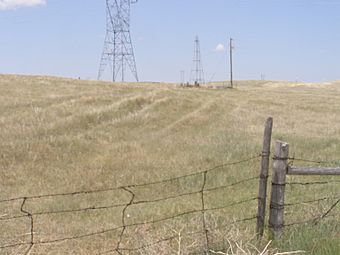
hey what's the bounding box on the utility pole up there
[180,70,185,85]
[98,0,139,82]
[229,37,234,88]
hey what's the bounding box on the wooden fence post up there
[269,141,289,239]
[256,117,273,237]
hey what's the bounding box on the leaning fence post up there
[256,117,273,237]
[269,141,289,239]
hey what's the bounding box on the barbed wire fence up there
[268,140,340,238]
[0,155,262,254]
[282,156,340,228]
[2,117,340,254]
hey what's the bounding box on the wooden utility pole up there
[180,70,185,85]
[230,38,234,88]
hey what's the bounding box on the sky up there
[0,0,339,82]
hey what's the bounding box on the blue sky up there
[0,0,339,82]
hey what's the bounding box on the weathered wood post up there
[269,141,289,239]
[256,117,273,237]
[288,166,340,175]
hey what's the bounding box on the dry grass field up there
[0,74,339,254]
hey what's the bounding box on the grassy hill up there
[0,75,339,254]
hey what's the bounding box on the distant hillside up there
[0,74,339,254]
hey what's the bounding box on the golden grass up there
[0,74,339,254]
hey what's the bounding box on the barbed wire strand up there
[284,198,340,227]
[0,198,258,249]
[0,175,260,223]
[131,175,259,206]
[1,151,339,253]
[116,198,259,235]
[0,155,260,204]
[0,154,266,253]
[112,215,257,255]
[125,155,261,189]
[204,176,259,193]
[5,193,336,251]
[290,157,340,165]
[101,215,258,255]
[0,214,27,222]
[213,216,258,232]
[284,213,336,228]
[320,198,340,220]
[287,180,340,186]
[37,227,123,245]
[187,216,258,255]
[0,242,31,250]
[0,196,258,249]
[206,198,258,213]
[285,194,340,207]
[132,190,201,205]
[113,230,205,254]
[21,198,257,248]
[0,187,122,204]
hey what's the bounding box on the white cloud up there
[0,0,46,10]
[214,43,225,52]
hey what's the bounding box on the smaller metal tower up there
[190,36,205,86]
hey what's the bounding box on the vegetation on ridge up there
[0,75,339,254]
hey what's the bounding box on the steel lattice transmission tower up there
[98,0,139,82]
[190,35,205,86]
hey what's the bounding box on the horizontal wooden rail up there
[288,166,340,176]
